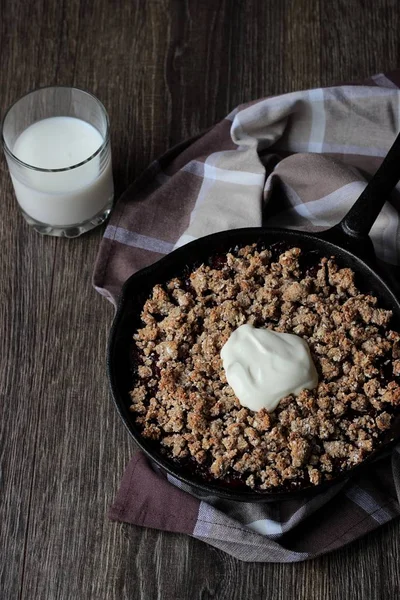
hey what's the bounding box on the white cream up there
[221,324,318,412]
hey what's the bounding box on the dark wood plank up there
[1,0,400,599]
[0,182,56,599]
[0,1,58,597]
[17,230,124,599]
[320,0,399,85]
[283,0,321,91]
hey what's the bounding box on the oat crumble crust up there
[129,245,400,491]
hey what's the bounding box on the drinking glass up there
[1,86,114,237]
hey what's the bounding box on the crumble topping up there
[129,244,400,491]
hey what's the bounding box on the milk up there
[10,116,113,226]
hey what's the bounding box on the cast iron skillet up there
[108,132,400,502]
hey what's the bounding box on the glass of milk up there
[1,86,114,237]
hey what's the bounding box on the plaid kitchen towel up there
[94,69,400,562]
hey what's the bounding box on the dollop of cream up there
[221,324,318,412]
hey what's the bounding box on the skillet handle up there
[338,130,400,238]
[317,130,400,262]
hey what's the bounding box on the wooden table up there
[1,1,400,598]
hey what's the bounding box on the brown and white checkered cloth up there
[94,70,400,562]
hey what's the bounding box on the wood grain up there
[1,0,400,598]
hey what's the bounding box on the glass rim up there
[1,85,110,173]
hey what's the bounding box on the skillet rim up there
[107,226,400,502]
